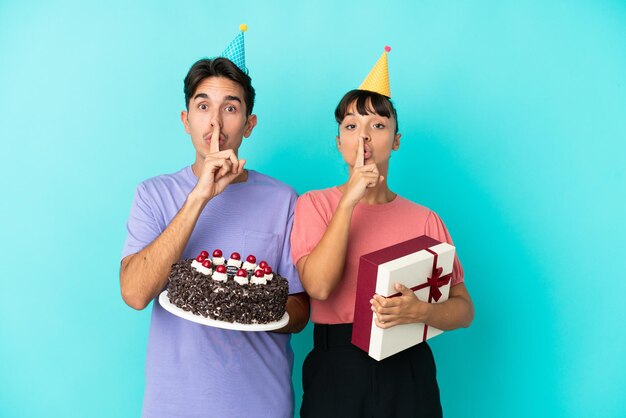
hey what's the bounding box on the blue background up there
[1,1,625,417]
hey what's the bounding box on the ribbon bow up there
[385,247,453,342]
[427,266,449,302]
[388,252,451,302]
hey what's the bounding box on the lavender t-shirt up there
[122,167,304,418]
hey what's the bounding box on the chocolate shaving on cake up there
[167,259,289,324]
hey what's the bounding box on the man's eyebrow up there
[192,93,242,103]
[224,95,242,103]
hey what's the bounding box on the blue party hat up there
[221,24,248,73]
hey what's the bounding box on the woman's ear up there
[336,135,342,148]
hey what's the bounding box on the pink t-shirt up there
[291,187,464,325]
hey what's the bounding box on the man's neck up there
[233,169,249,184]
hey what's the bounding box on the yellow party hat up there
[359,46,391,97]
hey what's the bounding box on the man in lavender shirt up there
[120,57,310,417]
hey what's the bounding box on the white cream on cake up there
[234,269,249,285]
[243,255,257,271]
[191,258,212,276]
[234,275,249,285]
[251,276,267,285]
[196,264,212,276]
[212,268,227,282]
[242,261,256,270]
[227,259,242,268]
[211,249,225,266]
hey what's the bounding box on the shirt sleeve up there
[425,211,465,285]
[278,192,305,295]
[121,182,162,260]
[290,192,330,266]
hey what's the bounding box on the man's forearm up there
[274,293,310,334]
[120,193,207,310]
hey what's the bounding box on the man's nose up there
[208,114,222,129]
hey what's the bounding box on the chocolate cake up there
[166,250,289,324]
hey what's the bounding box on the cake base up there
[159,291,290,331]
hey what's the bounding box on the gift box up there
[352,235,455,361]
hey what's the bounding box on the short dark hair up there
[183,57,256,116]
[334,89,399,134]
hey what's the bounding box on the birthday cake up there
[166,249,289,324]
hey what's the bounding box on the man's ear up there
[392,133,401,151]
[243,114,258,138]
[181,110,191,134]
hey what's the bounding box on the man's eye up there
[198,104,208,111]
[225,105,236,112]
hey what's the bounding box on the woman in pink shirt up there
[291,89,474,417]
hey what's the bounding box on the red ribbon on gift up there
[387,247,452,341]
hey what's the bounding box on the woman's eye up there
[345,124,356,130]
[374,123,385,129]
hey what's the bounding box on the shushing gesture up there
[192,120,246,202]
[341,137,384,207]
